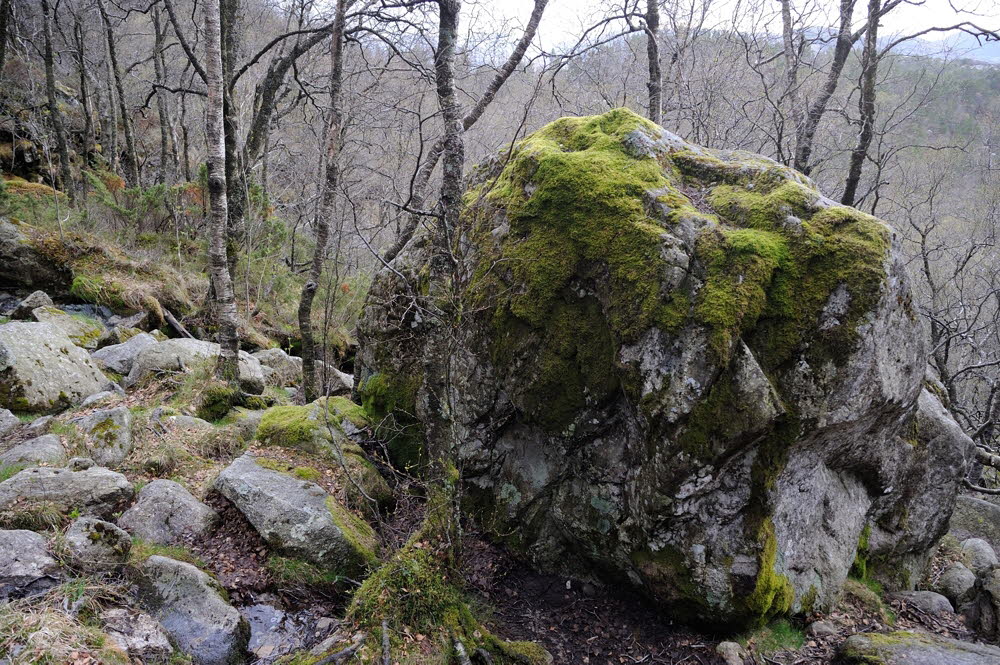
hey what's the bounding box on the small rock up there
[0,407,18,438]
[65,517,132,573]
[127,338,265,394]
[138,555,249,665]
[887,590,954,614]
[10,290,52,319]
[0,465,132,519]
[26,415,53,432]
[715,641,745,665]
[839,630,1000,664]
[100,608,173,664]
[938,562,976,605]
[118,479,219,546]
[806,620,838,637]
[80,391,117,408]
[68,406,133,467]
[0,529,60,599]
[91,332,158,375]
[962,538,999,574]
[0,434,66,467]
[67,456,95,470]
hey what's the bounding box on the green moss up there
[266,555,343,586]
[851,524,873,580]
[742,519,794,625]
[128,538,208,570]
[256,405,318,449]
[738,618,805,654]
[293,466,322,482]
[194,382,240,422]
[323,396,370,429]
[325,495,379,570]
[358,373,425,470]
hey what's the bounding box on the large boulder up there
[0,529,60,599]
[11,290,52,319]
[839,631,1000,665]
[138,555,249,665]
[118,479,219,545]
[0,433,66,467]
[126,338,266,394]
[31,306,107,350]
[0,322,110,413]
[0,219,72,291]
[213,454,378,576]
[0,465,133,519]
[356,109,972,627]
[91,331,158,375]
[67,406,133,467]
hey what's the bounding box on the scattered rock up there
[887,590,954,615]
[715,641,745,665]
[80,390,117,408]
[10,290,51,319]
[67,456,94,470]
[31,305,107,350]
[0,219,73,291]
[91,332,158,375]
[138,555,249,665]
[165,415,215,432]
[806,620,838,637]
[100,608,173,664]
[938,562,977,605]
[253,348,301,388]
[65,516,131,573]
[0,407,18,438]
[68,406,133,467]
[242,604,337,663]
[127,338,266,394]
[0,465,133,519]
[26,415,53,433]
[962,538,999,574]
[213,454,378,576]
[0,529,60,599]
[839,630,1000,664]
[0,434,66,466]
[951,496,1000,551]
[964,567,1000,640]
[118,479,219,546]
[0,321,110,413]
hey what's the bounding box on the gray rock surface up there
[357,110,972,626]
[963,538,999,575]
[100,608,173,664]
[963,567,1000,640]
[0,465,133,519]
[951,496,1000,550]
[31,306,107,350]
[886,590,954,614]
[11,290,52,319]
[138,555,249,665]
[0,407,18,438]
[0,529,60,599]
[68,406,133,467]
[80,391,117,408]
[0,322,110,413]
[839,631,1000,664]
[118,479,219,545]
[127,338,265,394]
[253,348,301,387]
[213,454,377,576]
[0,219,72,291]
[938,562,977,605]
[165,415,215,432]
[715,641,745,665]
[65,517,131,572]
[807,620,838,637]
[0,434,66,466]
[91,332,158,374]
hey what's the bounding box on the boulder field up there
[357,108,974,627]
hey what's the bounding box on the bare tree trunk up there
[645,0,661,125]
[841,0,881,206]
[381,0,547,264]
[780,0,800,163]
[40,0,75,203]
[97,0,139,187]
[204,0,240,383]
[434,0,464,273]
[152,6,174,186]
[299,1,348,402]
[792,0,857,174]
[181,92,192,181]
[73,15,94,173]
[104,53,119,174]
[221,0,245,281]
[0,0,11,87]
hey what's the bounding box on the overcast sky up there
[484,0,1000,52]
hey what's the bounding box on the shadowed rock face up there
[356,108,972,628]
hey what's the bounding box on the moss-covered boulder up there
[357,109,972,628]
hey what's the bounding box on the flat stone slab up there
[0,465,133,519]
[839,631,1000,665]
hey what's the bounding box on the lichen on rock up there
[357,109,965,628]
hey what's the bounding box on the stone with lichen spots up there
[31,305,107,350]
[356,108,968,628]
[65,516,131,573]
[118,479,219,546]
[68,406,133,467]
[0,465,133,519]
[0,321,110,413]
[0,433,66,466]
[126,338,265,394]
